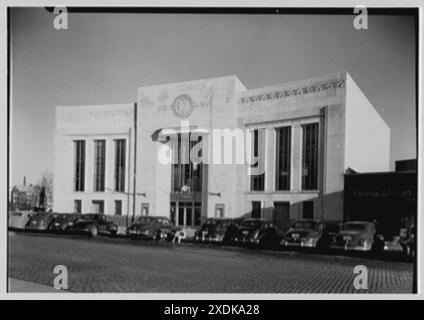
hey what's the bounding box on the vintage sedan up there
[331,221,384,252]
[26,212,58,232]
[8,211,33,231]
[68,214,118,237]
[233,218,280,247]
[194,218,236,243]
[281,219,332,248]
[127,216,180,241]
[48,213,81,233]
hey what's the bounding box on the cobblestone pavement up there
[8,232,414,293]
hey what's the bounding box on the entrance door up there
[170,201,202,227]
[273,202,290,231]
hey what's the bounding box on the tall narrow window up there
[93,140,106,192]
[215,204,225,218]
[275,126,291,190]
[74,140,85,191]
[74,200,82,213]
[141,203,149,216]
[171,134,203,193]
[92,200,104,214]
[251,201,261,218]
[114,139,126,192]
[302,123,319,190]
[302,201,314,219]
[115,200,122,216]
[250,129,265,191]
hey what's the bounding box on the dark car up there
[233,218,280,247]
[48,213,81,233]
[331,221,384,252]
[68,214,118,237]
[194,218,237,243]
[401,224,416,257]
[281,219,332,249]
[127,216,180,241]
[26,212,58,232]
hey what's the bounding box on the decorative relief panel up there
[238,79,345,104]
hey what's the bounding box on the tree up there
[38,171,53,210]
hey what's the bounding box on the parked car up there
[194,218,236,243]
[8,211,34,231]
[68,214,118,237]
[280,219,332,249]
[48,213,81,233]
[401,224,416,257]
[26,212,58,232]
[232,218,280,247]
[127,216,180,241]
[331,221,384,252]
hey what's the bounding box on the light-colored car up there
[26,212,58,232]
[8,211,33,230]
[331,221,384,252]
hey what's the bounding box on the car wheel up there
[90,226,98,237]
[155,231,163,241]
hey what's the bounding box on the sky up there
[10,8,417,186]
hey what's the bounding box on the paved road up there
[8,232,414,293]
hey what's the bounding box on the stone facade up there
[53,72,390,226]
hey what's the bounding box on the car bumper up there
[127,231,154,239]
[330,244,371,251]
[26,226,49,231]
[281,240,317,248]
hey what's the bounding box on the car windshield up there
[81,214,101,221]
[12,212,23,217]
[55,215,73,221]
[240,220,263,228]
[343,223,369,231]
[157,218,170,226]
[137,217,154,224]
[203,219,220,226]
[292,221,317,229]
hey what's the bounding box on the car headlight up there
[304,238,319,245]
[359,239,370,246]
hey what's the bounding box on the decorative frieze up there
[238,79,345,104]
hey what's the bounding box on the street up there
[8,232,414,293]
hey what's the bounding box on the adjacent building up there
[53,72,390,229]
[344,159,417,237]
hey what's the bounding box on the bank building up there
[53,72,390,229]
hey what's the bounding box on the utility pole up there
[132,102,138,223]
[126,127,131,227]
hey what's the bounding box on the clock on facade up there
[172,94,194,118]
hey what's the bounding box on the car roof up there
[344,221,373,225]
[242,218,271,222]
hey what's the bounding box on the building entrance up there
[169,133,205,227]
[170,201,202,227]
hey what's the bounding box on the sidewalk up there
[8,278,66,293]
